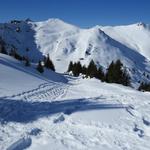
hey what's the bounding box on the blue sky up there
[0,0,149,28]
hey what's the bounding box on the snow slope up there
[100,22,150,60]
[0,53,150,149]
[0,19,150,85]
[0,21,42,62]
[0,53,67,101]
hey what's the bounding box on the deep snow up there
[0,54,150,150]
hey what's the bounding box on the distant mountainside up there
[100,22,150,60]
[0,19,150,86]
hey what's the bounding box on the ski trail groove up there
[1,82,69,102]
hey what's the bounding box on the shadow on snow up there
[0,98,126,123]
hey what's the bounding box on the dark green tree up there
[37,61,44,73]
[72,61,82,77]
[105,61,115,83]
[67,61,74,72]
[44,55,55,71]
[86,60,97,78]
[138,82,150,92]
[95,67,105,81]
[106,60,130,86]
[81,65,87,75]
[25,57,30,66]
[0,38,7,54]
[9,49,22,61]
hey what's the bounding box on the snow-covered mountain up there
[100,22,150,60]
[1,19,150,150]
[0,19,150,85]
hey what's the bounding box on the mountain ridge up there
[0,18,150,86]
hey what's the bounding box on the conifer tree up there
[138,82,150,91]
[72,61,82,76]
[9,49,22,61]
[106,60,130,86]
[0,44,7,54]
[44,55,55,71]
[71,62,77,76]
[25,57,30,66]
[67,61,74,72]
[138,82,144,91]
[76,61,82,75]
[114,59,124,83]
[95,67,105,81]
[105,61,115,83]
[86,60,97,78]
[82,65,87,75]
[37,61,44,73]
[0,38,7,54]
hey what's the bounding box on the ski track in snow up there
[0,56,69,102]
[0,81,70,150]
[2,82,69,102]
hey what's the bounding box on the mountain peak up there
[46,18,65,23]
[41,18,80,30]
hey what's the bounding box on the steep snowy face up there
[100,23,150,60]
[0,20,42,62]
[33,19,80,58]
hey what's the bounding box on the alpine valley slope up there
[0,19,150,86]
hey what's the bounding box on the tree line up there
[67,59,131,86]
[36,55,55,73]
[138,82,150,92]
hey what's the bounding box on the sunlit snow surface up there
[0,54,150,150]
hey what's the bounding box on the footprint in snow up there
[133,124,144,138]
[53,114,65,123]
[142,117,150,126]
[28,128,42,136]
